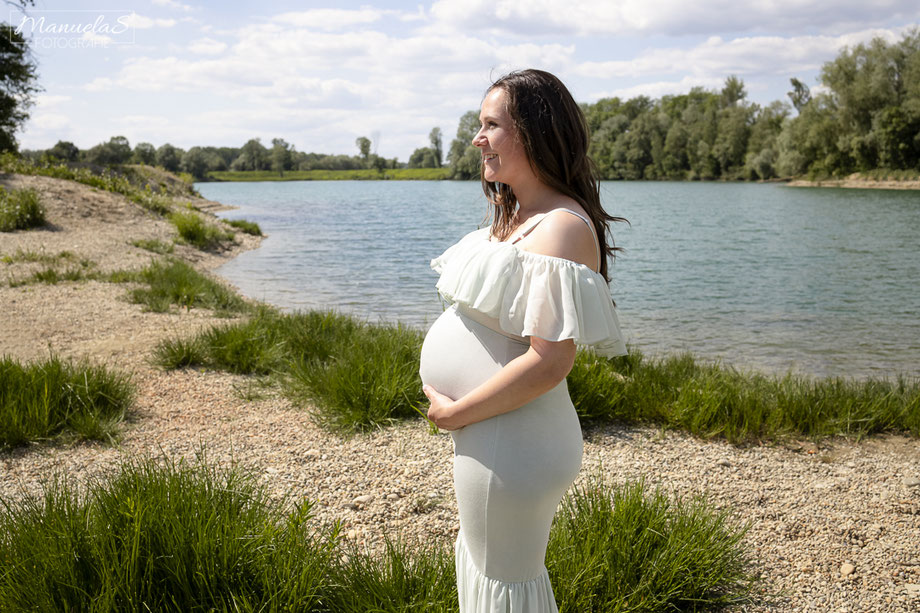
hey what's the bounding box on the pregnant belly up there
[419,305,526,402]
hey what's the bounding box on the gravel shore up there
[1,172,918,611]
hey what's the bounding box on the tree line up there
[446,29,920,181]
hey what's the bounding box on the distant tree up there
[355,136,371,165]
[85,135,132,166]
[787,78,812,113]
[0,21,39,152]
[271,137,292,177]
[232,138,268,171]
[429,127,443,167]
[133,142,156,165]
[720,76,746,108]
[181,146,209,179]
[47,140,79,162]
[408,146,437,168]
[156,143,182,172]
[447,110,482,179]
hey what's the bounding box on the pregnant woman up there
[419,69,628,612]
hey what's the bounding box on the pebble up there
[904,477,920,488]
[353,494,373,505]
[840,563,856,577]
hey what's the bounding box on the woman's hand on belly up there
[423,336,576,430]
[423,385,464,431]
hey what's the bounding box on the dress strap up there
[511,208,601,271]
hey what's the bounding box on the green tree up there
[447,111,482,179]
[787,78,811,113]
[0,19,39,152]
[156,143,182,172]
[408,147,437,168]
[47,140,79,162]
[232,138,267,171]
[271,138,292,177]
[355,136,371,165]
[85,136,132,166]
[133,142,156,165]
[429,127,443,167]
[181,146,209,179]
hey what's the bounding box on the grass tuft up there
[170,210,234,251]
[0,355,134,449]
[547,477,757,611]
[0,187,45,231]
[130,238,174,254]
[225,218,263,236]
[128,258,249,314]
[567,348,920,443]
[0,455,337,611]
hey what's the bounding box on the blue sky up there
[10,0,920,162]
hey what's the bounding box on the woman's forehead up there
[480,88,509,117]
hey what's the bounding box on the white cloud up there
[122,14,177,29]
[590,76,726,101]
[152,0,195,11]
[188,37,227,55]
[34,94,72,107]
[576,27,910,81]
[429,0,920,36]
[272,8,384,31]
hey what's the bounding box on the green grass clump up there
[0,355,134,449]
[130,237,174,254]
[0,187,45,231]
[0,456,337,611]
[323,536,457,612]
[169,210,234,251]
[567,348,920,443]
[128,258,248,314]
[0,248,75,265]
[547,478,756,611]
[225,218,263,235]
[285,322,426,432]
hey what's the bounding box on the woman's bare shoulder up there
[519,208,598,270]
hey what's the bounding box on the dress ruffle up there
[455,532,558,613]
[431,228,627,357]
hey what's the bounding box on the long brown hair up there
[481,69,626,282]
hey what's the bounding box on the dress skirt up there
[420,304,584,613]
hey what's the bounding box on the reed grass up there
[169,210,235,250]
[0,187,45,231]
[128,258,249,314]
[0,355,134,449]
[0,248,75,264]
[0,458,756,612]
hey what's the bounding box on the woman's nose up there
[471,128,485,148]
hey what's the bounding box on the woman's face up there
[472,87,531,186]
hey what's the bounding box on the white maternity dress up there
[419,209,627,613]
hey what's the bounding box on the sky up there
[9,0,920,162]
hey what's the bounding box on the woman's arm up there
[424,336,576,430]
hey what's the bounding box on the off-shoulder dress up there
[419,209,627,613]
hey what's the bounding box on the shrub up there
[0,355,134,449]
[0,187,45,231]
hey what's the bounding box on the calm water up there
[195,180,920,379]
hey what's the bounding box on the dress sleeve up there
[432,238,627,357]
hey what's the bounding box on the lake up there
[195,180,920,380]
